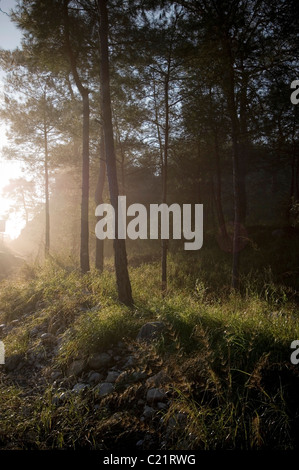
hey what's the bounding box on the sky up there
[0,0,24,240]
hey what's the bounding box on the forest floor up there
[0,226,299,451]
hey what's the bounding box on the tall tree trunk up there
[97,0,133,306]
[161,77,169,296]
[95,126,106,272]
[80,90,90,272]
[43,105,50,258]
[238,65,248,224]
[63,0,90,273]
[222,34,242,289]
[114,116,126,195]
[214,131,229,249]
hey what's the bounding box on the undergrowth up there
[0,244,298,450]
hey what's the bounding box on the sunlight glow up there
[0,126,25,240]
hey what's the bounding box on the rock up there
[40,332,56,344]
[72,383,89,393]
[143,406,155,419]
[157,402,168,410]
[94,382,114,397]
[115,369,146,385]
[105,370,121,383]
[123,355,135,368]
[146,370,171,388]
[59,391,71,403]
[51,370,62,381]
[146,388,166,404]
[29,327,40,337]
[5,353,24,372]
[136,322,165,343]
[88,353,111,370]
[68,359,85,377]
[52,396,61,406]
[87,371,103,385]
[167,412,188,431]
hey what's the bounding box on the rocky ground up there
[0,317,190,450]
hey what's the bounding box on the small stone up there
[167,412,188,430]
[59,391,71,402]
[146,388,166,403]
[29,327,40,337]
[94,382,114,397]
[52,396,60,406]
[123,355,135,368]
[157,402,168,410]
[146,370,171,388]
[105,371,121,383]
[88,371,103,385]
[72,383,89,393]
[68,359,85,377]
[88,353,111,370]
[51,371,62,381]
[143,405,155,419]
[5,353,24,372]
[40,332,56,344]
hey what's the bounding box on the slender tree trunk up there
[196,141,202,204]
[97,0,133,306]
[114,116,126,195]
[43,111,50,258]
[289,111,299,223]
[95,126,106,272]
[222,35,242,289]
[80,90,90,272]
[63,0,90,273]
[161,77,169,296]
[214,131,229,248]
[238,65,248,224]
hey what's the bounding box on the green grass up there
[0,235,298,449]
